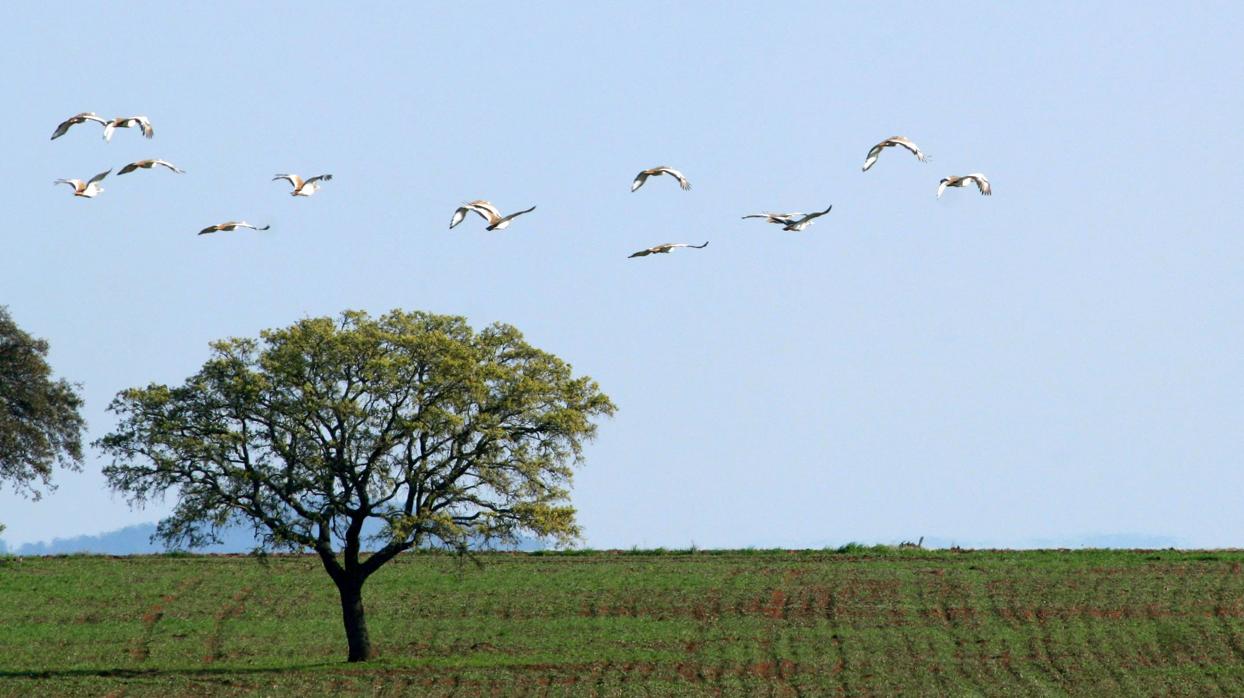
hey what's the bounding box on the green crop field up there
[4,549,1244,696]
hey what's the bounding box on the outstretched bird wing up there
[743,212,802,225]
[104,116,153,141]
[965,173,991,195]
[466,199,500,215]
[656,167,691,190]
[50,112,106,140]
[888,136,927,162]
[128,116,154,138]
[488,206,536,229]
[451,203,492,229]
[273,174,304,190]
[465,200,501,223]
[862,142,886,171]
[629,241,708,258]
[795,205,832,223]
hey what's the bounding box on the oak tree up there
[98,309,614,661]
[0,307,85,534]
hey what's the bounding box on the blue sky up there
[3,3,1243,549]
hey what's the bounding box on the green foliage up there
[97,309,614,559]
[4,550,1244,695]
[94,309,614,660]
[0,306,85,528]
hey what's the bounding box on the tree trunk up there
[337,576,372,662]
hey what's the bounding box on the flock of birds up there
[50,113,991,255]
[50,111,322,236]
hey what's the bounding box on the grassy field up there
[3,549,1244,696]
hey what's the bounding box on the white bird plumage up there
[742,212,804,226]
[631,166,691,192]
[273,173,333,197]
[449,200,500,229]
[937,173,991,199]
[628,241,709,258]
[485,205,537,231]
[118,159,185,175]
[54,169,111,198]
[862,136,928,172]
[775,206,832,231]
[198,221,271,236]
[450,200,536,230]
[102,116,153,142]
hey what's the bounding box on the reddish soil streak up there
[203,586,254,663]
[128,576,202,662]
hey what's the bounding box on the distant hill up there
[0,522,546,556]
[1,526,1180,556]
[0,523,252,556]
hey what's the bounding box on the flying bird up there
[861,136,928,172]
[198,221,270,236]
[449,200,499,229]
[53,169,111,198]
[628,241,709,258]
[118,159,184,175]
[50,112,106,140]
[473,202,537,231]
[937,174,992,198]
[777,206,832,231]
[742,212,804,226]
[273,173,333,197]
[102,116,153,142]
[631,166,691,192]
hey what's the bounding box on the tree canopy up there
[97,309,615,660]
[0,306,85,533]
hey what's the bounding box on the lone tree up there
[0,306,86,534]
[97,309,614,661]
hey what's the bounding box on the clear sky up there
[3,3,1243,549]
